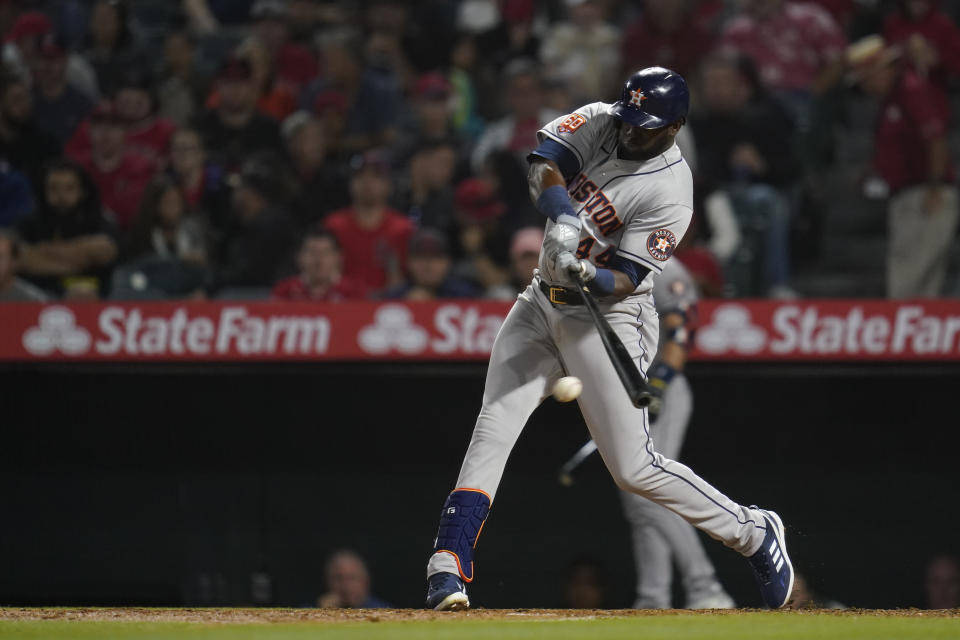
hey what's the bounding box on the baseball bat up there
[572,274,653,409]
[558,439,598,486]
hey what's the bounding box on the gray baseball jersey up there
[535,102,694,290]
[427,101,771,586]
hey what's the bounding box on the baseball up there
[553,376,583,402]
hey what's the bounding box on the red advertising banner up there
[2,299,960,362]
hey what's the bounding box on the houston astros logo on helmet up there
[647,228,677,261]
[629,88,647,107]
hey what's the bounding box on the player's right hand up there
[544,222,580,261]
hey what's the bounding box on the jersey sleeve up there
[615,203,692,275]
[534,102,612,177]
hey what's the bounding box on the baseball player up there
[424,67,793,611]
[620,258,735,609]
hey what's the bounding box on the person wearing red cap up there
[66,64,177,164]
[69,102,157,232]
[323,150,413,293]
[1,12,99,101]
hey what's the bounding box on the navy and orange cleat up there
[426,572,470,611]
[747,509,794,608]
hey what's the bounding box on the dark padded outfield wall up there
[1,363,956,609]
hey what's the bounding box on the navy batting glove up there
[646,362,677,423]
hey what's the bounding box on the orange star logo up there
[629,88,646,107]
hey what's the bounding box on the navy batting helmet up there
[608,67,689,129]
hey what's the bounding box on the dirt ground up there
[1,608,958,625]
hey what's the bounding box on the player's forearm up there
[609,269,637,297]
[527,159,566,203]
[658,312,688,373]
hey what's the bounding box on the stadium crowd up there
[0,0,958,303]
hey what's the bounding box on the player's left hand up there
[544,222,580,262]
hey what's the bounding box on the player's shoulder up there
[543,102,616,135]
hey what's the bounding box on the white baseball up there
[553,376,583,402]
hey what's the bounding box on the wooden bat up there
[572,274,653,410]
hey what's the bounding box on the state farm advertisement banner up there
[2,299,960,362]
[0,302,508,362]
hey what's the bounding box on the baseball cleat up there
[686,585,736,609]
[426,572,470,611]
[747,508,794,608]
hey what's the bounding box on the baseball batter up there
[425,68,794,611]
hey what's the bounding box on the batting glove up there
[645,362,677,423]
[544,222,580,262]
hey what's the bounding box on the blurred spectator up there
[0,71,61,190]
[925,554,960,609]
[310,88,350,162]
[448,33,485,140]
[324,150,413,294]
[316,549,390,609]
[168,127,230,229]
[0,158,34,227]
[883,0,960,116]
[29,32,96,144]
[721,0,847,99]
[67,65,176,164]
[471,58,560,173]
[82,0,146,96]
[282,111,349,228]
[196,55,283,171]
[16,159,117,298]
[69,102,157,232]
[539,0,620,104]
[0,228,48,301]
[212,153,297,292]
[563,556,608,609]
[506,226,543,295]
[691,53,800,297]
[397,138,459,234]
[450,176,511,295]
[2,13,99,100]
[620,0,714,79]
[848,35,957,298]
[155,30,208,128]
[392,72,463,168]
[271,226,366,301]
[302,30,403,156]
[125,175,208,265]
[112,175,209,300]
[383,227,478,300]
[249,0,319,94]
[720,0,847,166]
[206,37,297,121]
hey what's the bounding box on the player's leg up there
[426,289,563,609]
[620,490,673,608]
[620,375,733,608]
[563,299,793,607]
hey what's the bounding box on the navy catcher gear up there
[433,488,490,582]
[608,67,689,129]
